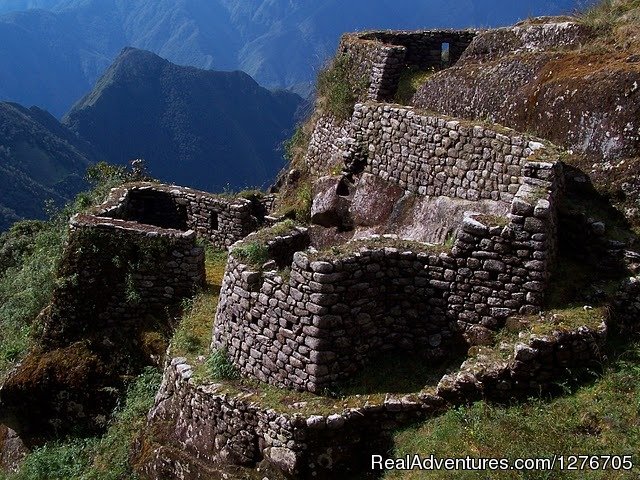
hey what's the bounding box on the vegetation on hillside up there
[579,0,640,49]
[0,102,97,231]
[0,161,146,381]
[316,53,368,121]
[63,47,302,194]
[0,368,161,480]
[387,339,640,480]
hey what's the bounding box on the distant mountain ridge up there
[63,47,303,193]
[0,102,95,230]
[0,0,593,116]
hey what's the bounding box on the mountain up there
[0,102,95,230]
[0,0,595,116]
[63,47,303,192]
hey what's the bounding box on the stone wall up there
[140,319,606,479]
[0,214,205,441]
[215,156,562,393]
[409,20,640,165]
[339,30,477,102]
[95,183,262,250]
[57,215,205,337]
[307,103,555,205]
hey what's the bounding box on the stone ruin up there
[0,183,268,443]
[139,27,611,480]
[1,25,619,480]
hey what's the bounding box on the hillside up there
[63,47,303,193]
[0,0,590,115]
[0,102,95,230]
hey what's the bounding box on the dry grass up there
[579,0,640,53]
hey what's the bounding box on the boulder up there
[311,176,352,228]
[0,425,27,474]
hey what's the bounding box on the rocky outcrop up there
[0,425,26,474]
[412,20,640,164]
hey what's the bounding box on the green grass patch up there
[203,348,240,380]
[231,220,299,267]
[387,341,640,480]
[394,67,436,105]
[231,241,269,266]
[171,248,228,358]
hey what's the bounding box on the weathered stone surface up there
[0,426,27,474]
[350,173,404,226]
[311,176,352,228]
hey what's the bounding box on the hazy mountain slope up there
[0,9,110,117]
[63,48,302,192]
[0,0,592,114]
[0,102,95,230]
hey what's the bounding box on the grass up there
[275,177,312,224]
[316,53,368,121]
[276,127,314,223]
[203,348,240,380]
[394,67,436,105]
[171,248,228,358]
[577,0,640,52]
[231,241,270,266]
[3,368,162,480]
[386,339,640,480]
[230,220,299,267]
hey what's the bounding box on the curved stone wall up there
[142,318,606,479]
[214,155,562,393]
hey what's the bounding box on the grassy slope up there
[386,340,640,480]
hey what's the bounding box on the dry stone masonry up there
[133,26,623,480]
[339,30,477,102]
[142,317,607,479]
[214,141,563,392]
[95,182,264,249]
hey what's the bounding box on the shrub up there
[8,368,161,480]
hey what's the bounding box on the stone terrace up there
[339,29,477,102]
